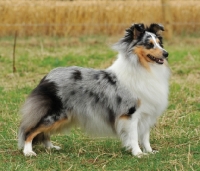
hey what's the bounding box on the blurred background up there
[0,0,199,38]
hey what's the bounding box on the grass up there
[0,34,200,171]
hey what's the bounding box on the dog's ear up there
[133,23,145,40]
[148,23,164,34]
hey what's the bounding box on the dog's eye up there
[149,43,154,47]
[146,42,154,49]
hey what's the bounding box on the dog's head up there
[113,23,168,69]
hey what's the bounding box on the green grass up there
[0,35,199,171]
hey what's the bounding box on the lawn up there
[0,34,199,171]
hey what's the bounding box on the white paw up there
[151,150,159,154]
[51,145,61,150]
[136,152,148,158]
[132,150,148,158]
[143,149,159,154]
[46,144,61,150]
[44,141,61,150]
[23,150,37,157]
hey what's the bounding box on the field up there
[0,0,200,36]
[0,33,199,170]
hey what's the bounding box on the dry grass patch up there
[0,0,200,36]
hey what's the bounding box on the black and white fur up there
[18,23,170,157]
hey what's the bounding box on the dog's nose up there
[163,51,168,58]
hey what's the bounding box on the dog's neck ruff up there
[108,53,170,115]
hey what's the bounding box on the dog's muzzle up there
[147,54,164,64]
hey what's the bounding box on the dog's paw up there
[51,145,61,150]
[46,144,61,150]
[23,150,37,157]
[136,152,148,158]
[44,141,61,150]
[132,151,148,158]
[143,148,158,154]
[151,150,159,154]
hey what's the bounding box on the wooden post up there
[161,0,173,39]
[13,31,17,73]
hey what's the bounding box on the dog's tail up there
[18,94,50,149]
[18,78,63,149]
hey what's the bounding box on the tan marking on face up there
[149,38,160,45]
[25,118,69,143]
[134,46,151,71]
[149,39,154,45]
[134,45,163,70]
[145,48,163,58]
[156,38,160,43]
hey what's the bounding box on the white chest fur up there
[108,53,170,119]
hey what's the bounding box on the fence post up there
[13,31,17,73]
[161,0,173,39]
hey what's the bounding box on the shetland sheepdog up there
[18,23,170,157]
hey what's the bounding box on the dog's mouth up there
[147,54,164,65]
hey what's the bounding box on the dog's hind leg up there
[43,133,61,150]
[23,117,69,156]
[23,129,42,156]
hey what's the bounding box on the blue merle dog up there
[18,23,170,157]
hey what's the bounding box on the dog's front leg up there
[140,129,158,154]
[140,128,152,153]
[116,115,144,157]
[129,117,143,156]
